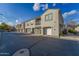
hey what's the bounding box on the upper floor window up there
[35,17,41,25]
[27,24,29,26]
[31,23,33,25]
[45,13,52,21]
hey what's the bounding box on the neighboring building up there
[75,26,79,32]
[16,24,21,32]
[20,22,25,32]
[16,9,64,37]
[16,22,25,32]
[67,20,77,30]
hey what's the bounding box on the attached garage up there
[26,28,32,33]
[34,27,41,34]
[43,27,52,35]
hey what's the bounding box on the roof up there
[24,16,41,23]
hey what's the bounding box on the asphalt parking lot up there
[0,32,79,56]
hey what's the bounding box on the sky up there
[0,3,79,26]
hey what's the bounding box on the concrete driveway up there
[0,32,79,56]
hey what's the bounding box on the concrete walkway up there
[22,34,79,41]
[60,36,79,41]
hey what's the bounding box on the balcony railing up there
[35,17,41,25]
[35,21,41,25]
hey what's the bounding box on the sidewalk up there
[60,36,79,41]
[14,32,79,41]
[28,34,79,41]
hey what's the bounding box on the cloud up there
[53,3,56,7]
[45,4,48,9]
[15,19,21,24]
[41,4,48,11]
[0,10,17,26]
[33,3,49,11]
[33,3,40,11]
[0,14,7,23]
[0,13,14,26]
[68,10,77,15]
[6,22,14,26]
[69,18,79,24]
[63,10,78,18]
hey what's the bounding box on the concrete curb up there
[60,36,79,41]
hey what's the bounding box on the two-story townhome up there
[16,22,25,32]
[40,9,64,37]
[25,19,35,33]
[16,9,64,37]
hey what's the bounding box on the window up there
[45,13,52,21]
[45,15,49,21]
[49,14,52,20]
[35,18,41,25]
[31,23,33,25]
[27,24,29,26]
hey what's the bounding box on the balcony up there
[35,17,41,25]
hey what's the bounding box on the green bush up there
[68,29,77,34]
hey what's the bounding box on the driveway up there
[0,32,79,56]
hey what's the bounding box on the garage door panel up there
[47,28,52,35]
[43,28,52,35]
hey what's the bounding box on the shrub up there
[68,29,77,34]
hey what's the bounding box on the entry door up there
[47,28,52,35]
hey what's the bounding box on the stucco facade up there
[16,24,21,32]
[25,19,35,33]
[16,9,64,37]
[75,26,79,32]
[40,9,64,37]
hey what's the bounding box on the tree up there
[68,29,77,34]
[67,20,77,29]
[0,22,14,32]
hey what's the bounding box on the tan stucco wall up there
[52,9,60,37]
[41,9,54,27]
[16,24,21,32]
[20,23,25,32]
[25,19,35,33]
[16,9,64,38]
[41,9,63,37]
[75,26,79,32]
[25,19,35,28]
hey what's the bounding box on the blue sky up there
[0,3,79,26]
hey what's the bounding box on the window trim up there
[45,13,53,21]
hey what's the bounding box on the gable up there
[41,9,60,17]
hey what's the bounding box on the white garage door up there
[47,28,52,35]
